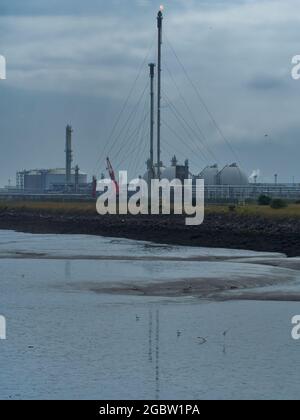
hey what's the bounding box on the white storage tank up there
[45,168,87,190]
[198,164,219,185]
[217,163,249,185]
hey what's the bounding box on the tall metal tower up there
[157,7,163,179]
[65,125,73,184]
[149,63,155,178]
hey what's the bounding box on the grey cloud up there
[247,74,287,91]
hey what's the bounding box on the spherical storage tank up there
[198,164,219,185]
[217,163,249,185]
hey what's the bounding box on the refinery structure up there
[138,8,300,203]
[1,8,300,203]
[15,125,92,196]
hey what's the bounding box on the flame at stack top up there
[159,5,164,11]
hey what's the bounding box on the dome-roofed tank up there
[198,164,218,185]
[217,163,249,185]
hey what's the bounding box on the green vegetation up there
[205,203,300,218]
[257,195,287,210]
[0,200,97,215]
[270,198,287,209]
[1,200,300,219]
[258,194,272,206]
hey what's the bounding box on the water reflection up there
[148,310,153,363]
[155,309,160,400]
[147,308,160,399]
[64,261,71,281]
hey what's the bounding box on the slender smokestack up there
[157,8,163,179]
[74,164,79,193]
[149,63,155,178]
[65,125,73,184]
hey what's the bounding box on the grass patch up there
[205,204,300,218]
[0,200,97,215]
[1,200,300,219]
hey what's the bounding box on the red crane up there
[106,157,119,194]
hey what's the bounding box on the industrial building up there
[16,168,87,193]
[146,156,300,202]
[14,125,93,195]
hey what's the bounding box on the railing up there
[193,184,300,201]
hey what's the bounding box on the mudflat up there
[0,206,300,256]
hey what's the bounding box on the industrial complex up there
[15,125,90,195]
[1,8,300,204]
[1,124,96,200]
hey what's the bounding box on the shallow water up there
[0,230,300,400]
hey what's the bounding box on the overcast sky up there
[0,0,300,186]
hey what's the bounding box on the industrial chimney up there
[74,165,79,193]
[65,125,73,185]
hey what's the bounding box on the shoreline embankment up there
[0,202,300,257]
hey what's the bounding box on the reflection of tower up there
[148,307,160,399]
[64,261,71,280]
[148,310,153,363]
[155,309,160,400]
